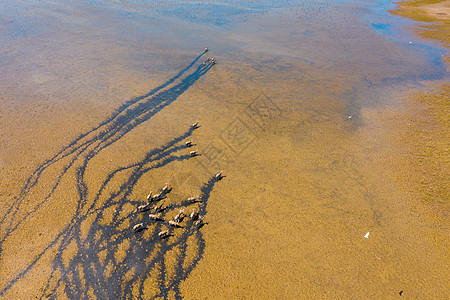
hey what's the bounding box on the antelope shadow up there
[0,52,215,299]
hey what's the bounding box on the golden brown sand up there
[0,1,449,299]
[390,0,449,227]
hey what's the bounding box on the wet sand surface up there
[0,0,449,298]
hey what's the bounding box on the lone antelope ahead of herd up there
[215,171,223,180]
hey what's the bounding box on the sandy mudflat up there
[422,0,450,20]
[399,0,450,21]
[0,0,449,299]
[389,0,450,278]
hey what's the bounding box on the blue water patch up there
[364,0,448,83]
[411,42,446,80]
[370,23,393,35]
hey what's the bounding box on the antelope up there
[153,201,165,213]
[137,203,151,212]
[133,223,145,232]
[158,229,170,239]
[190,150,198,157]
[194,216,205,228]
[192,121,199,128]
[152,192,163,201]
[185,140,193,147]
[205,47,208,52]
[149,213,163,221]
[161,183,169,193]
[168,220,182,228]
[206,57,211,61]
[190,208,199,220]
[211,58,216,65]
[187,195,200,203]
[215,171,223,180]
[146,192,153,202]
[174,209,184,223]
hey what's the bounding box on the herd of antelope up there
[132,121,224,239]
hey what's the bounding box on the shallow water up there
[0,0,448,298]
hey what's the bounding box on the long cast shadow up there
[0,51,207,240]
[0,52,210,246]
[0,52,214,298]
[41,171,217,299]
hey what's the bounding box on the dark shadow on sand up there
[0,52,216,299]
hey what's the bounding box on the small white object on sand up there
[364,232,370,238]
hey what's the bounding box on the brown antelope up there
[149,213,163,221]
[152,192,163,201]
[194,216,205,227]
[190,208,199,220]
[185,140,193,147]
[158,229,170,238]
[153,201,165,213]
[190,149,198,157]
[161,183,169,193]
[168,220,182,228]
[215,171,223,180]
[187,195,200,203]
[137,203,151,212]
[174,209,184,223]
[133,223,145,232]
[146,192,153,202]
[192,121,199,128]
[205,47,208,52]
